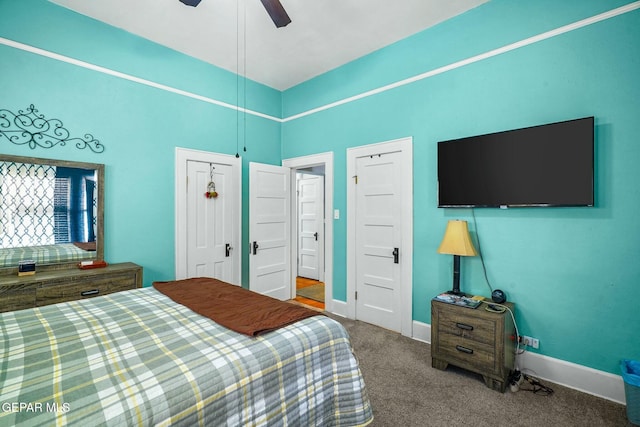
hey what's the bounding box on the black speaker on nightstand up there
[491,289,506,303]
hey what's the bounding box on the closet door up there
[175,149,241,285]
[186,160,235,282]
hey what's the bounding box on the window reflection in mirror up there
[0,155,104,270]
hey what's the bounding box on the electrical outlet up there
[521,335,539,349]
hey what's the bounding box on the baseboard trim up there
[412,320,431,344]
[410,320,626,404]
[330,299,348,318]
[517,351,626,404]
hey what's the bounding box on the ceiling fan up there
[178,0,292,28]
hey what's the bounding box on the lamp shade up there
[437,220,477,256]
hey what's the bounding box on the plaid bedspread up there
[0,242,95,266]
[0,287,372,426]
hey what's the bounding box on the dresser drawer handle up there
[80,289,100,297]
[455,345,474,354]
[456,322,474,331]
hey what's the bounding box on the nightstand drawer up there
[437,333,496,372]
[437,309,496,346]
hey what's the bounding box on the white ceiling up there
[49,0,487,91]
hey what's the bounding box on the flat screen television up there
[437,116,594,208]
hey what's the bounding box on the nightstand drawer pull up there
[81,289,100,297]
[456,345,474,354]
[456,322,474,331]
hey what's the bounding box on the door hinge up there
[355,291,358,300]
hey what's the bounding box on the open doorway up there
[283,152,334,313]
[294,168,325,310]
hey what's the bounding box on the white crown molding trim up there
[410,320,626,404]
[281,1,640,122]
[0,37,282,123]
[2,2,638,124]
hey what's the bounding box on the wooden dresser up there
[431,298,516,392]
[0,262,142,313]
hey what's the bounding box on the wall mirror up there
[0,154,104,272]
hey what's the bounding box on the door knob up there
[314,232,318,241]
[252,241,259,255]
[225,243,232,257]
[393,247,399,264]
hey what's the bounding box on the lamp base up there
[448,254,463,296]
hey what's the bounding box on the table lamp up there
[437,220,477,295]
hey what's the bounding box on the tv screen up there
[437,117,594,208]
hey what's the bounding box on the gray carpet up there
[330,315,632,427]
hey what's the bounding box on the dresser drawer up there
[35,273,137,306]
[108,275,139,293]
[1,263,142,312]
[0,285,36,312]
[37,281,109,306]
[437,309,497,346]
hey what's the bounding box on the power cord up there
[471,209,527,363]
[478,299,522,358]
[470,210,553,392]
[520,374,555,396]
[508,371,554,395]
[471,209,493,293]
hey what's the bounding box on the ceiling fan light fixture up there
[179,0,202,7]
[259,0,292,28]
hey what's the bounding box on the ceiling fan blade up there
[178,0,202,6]
[259,0,291,28]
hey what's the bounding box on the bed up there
[0,242,96,266]
[0,279,373,426]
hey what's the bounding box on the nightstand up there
[431,298,516,392]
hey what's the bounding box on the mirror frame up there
[0,154,104,274]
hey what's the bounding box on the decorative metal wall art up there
[0,104,105,153]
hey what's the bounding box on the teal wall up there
[2,0,639,376]
[0,0,282,286]
[282,0,640,375]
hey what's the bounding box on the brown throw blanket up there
[73,241,97,251]
[153,277,323,336]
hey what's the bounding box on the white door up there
[175,148,241,285]
[354,151,404,331]
[297,174,324,281]
[249,162,291,300]
[186,160,235,282]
